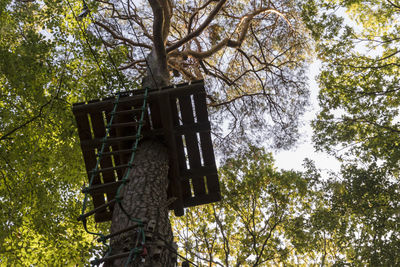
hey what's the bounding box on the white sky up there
[273,61,341,173]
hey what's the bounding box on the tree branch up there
[167,0,228,52]
[148,0,168,68]
[169,8,291,60]
[0,100,52,142]
[94,20,152,49]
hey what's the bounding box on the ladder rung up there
[98,223,142,242]
[108,121,145,128]
[110,108,143,116]
[82,180,130,194]
[97,148,137,157]
[90,164,131,174]
[104,135,140,144]
[91,252,131,264]
[78,198,120,221]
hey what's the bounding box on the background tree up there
[172,147,323,266]
[303,0,400,168]
[300,0,400,264]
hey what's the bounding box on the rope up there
[81,87,149,265]
[118,0,159,90]
[82,0,129,92]
[65,0,111,88]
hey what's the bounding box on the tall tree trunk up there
[105,35,175,265]
[106,141,176,266]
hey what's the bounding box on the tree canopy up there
[307,0,400,168]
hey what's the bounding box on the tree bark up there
[106,1,175,264]
[105,141,176,266]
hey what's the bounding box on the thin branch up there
[94,20,152,49]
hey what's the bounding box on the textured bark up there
[106,1,175,264]
[105,141,176,267]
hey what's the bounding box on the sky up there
[273,61,341,173]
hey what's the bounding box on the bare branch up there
[169,8,292,60]
[94,20,152,49]
[167,0,228,52]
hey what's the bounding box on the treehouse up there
[72,80,220,222]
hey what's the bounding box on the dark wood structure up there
[72,80,220,222]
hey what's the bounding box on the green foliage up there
[311,164,400,265]
[301,0,400,265]
[0,0,123,264]
[172,147,322,266]
[306,0,400,168]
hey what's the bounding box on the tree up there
[319,163,400,265]
[172,147,322,266]
[303,0,400,169]
[0,0,312,265]
[84,0,311,151]
[299,0,400,264]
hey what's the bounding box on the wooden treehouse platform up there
[72,80,220,222]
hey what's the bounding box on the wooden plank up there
[89,111,117,208]
[178,94,206,196]
[169,97,192,203]
[72,82,205,115]
[174,122,210,135]
[149,102,163,131]
[105,112,124,181]
[183,193,221,207]
[74,112,105,210]
[193,93,221,195]
[158,93,184,216]
[83,180,129,195]
[180,166,217,179]
[90,112,116,184]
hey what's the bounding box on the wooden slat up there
[94,211,113,222]
[183,193,221,207]
[72,82,204,115]
[178,94,206,196]
[97,148,137,157]
[74,112,105,210]
[158,93,184,216]
[110,108,142,116]
[105,112,124,181]
[89,111,117,204]
[78,198,119,221]
[180,166,217,179]
[92,164,131,174]
[80,135,139,148]
[193,92,221,195]
[169,97,192,203]
[174,122,210,135]
[109,121,144,128]
[82,180,129,195]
